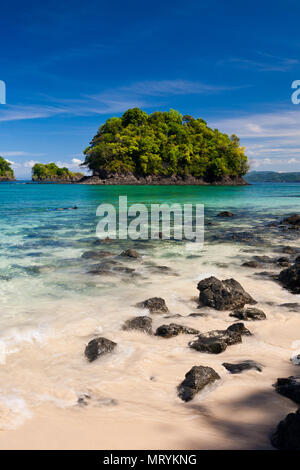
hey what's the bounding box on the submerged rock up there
[81,250,113,259]
[271,408,300,450]
[85,337,117,362]
[230,307,266,321]
[197,276,256,310]
[189,326,243,354]
[222,360,263,374]
[280,302,300,312]
[217,211,234,217]
[177,365,220,402]
[273,376,300,404]
[155,323,199,338]
[242,260,261,268]
[278,262,300,294]
[122,316,152,334]
[136,297,169,313]
[120,249,141,259]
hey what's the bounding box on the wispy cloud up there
[219,52,300,72]
[210,108,300,170]
[0,79,247,123]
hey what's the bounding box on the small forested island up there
[0,156,15,181]
[80,108,249,185]
[32,163,83,182]
[246,171,300,183]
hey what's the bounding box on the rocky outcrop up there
[120,249,141,259]
[222,360,263,374]
[177,366,220,402]
[155,323,199,338]
[271,408,300,450]
[278,259,300,294]
[197,276,256,310]
[122,316,152,334]
[230,307,266,321]
[85,337,117,362]
[188,326,243,354]
[81,250,113,259]
[217,211,234,217]
[136,297,169,313]
[273,376,300,404]
[227,322,252,336]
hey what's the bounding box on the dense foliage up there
[246,171,300,183]
[0,156,14,180]
[32,163,83,181]
[83,108,249,180]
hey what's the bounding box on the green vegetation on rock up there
[0,156,15,180]
[32,163,83,182]
[82,108,249,181]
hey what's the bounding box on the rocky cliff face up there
[78,172,248,186]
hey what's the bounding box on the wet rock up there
[254,271,278,281]
[85,337,117,362]
[227,322,252,336]
[217,211,234,217]
[164,314,183,319]
[120,249,141,259]
[280,302,300,312]
[177,365,220,402]
[188,312,208,318]
[230,307,266,321]
[155,323,199,338]
[136,297,169,313]
[81,250,113,259]
[253,255,275,264]
[77,393,91,407]
[276,256,290,267]
[279,245,298,255]
[189,326,242,354]
[113,266,135,274]
[273,376,300,404]
[222,360,263,374]
[197,276,256,310]
[271,408,300,450]
[278,262,300,294]
[122,316,152,334]
[282,214,300,227]
[242,260,261,268]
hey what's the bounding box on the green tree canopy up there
[82,108,249,181]
[0,156,15,180]
[32,163,83,181]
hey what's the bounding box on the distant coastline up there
[246,171,300,183]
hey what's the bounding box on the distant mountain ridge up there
[245,171,300,183]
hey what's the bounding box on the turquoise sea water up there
[0,181,299,436]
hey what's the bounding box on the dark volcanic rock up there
[189,326,243,354]
[227,322,252,336]
[222,360,263,374]
[197,276,256,310]
[271,408,300,450]
[136,297,169,313]
[217,211,234,217]
[122,316,153,334]
[282,214,300,227]
[242,260,261,268]
[85,337,117,362]
[120,249,141,259]
[155,323,199,338]
[177,365,220,402]
[273,376,300,404]
[230,307,266,321]
[278,262,300,294]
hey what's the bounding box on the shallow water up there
[0,181,299,449]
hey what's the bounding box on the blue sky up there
[1,0,300,178]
